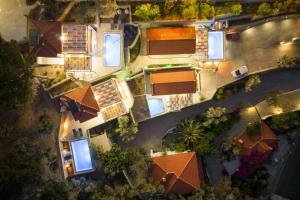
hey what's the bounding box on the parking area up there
[200,18,300,99]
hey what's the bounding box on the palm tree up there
[176,119,205,148]
[116,116,138,143]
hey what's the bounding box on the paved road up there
[275,139,300,200]
[122,69,300,150]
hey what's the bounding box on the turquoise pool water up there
[103,33,121,67]
[71,139,93,173]
[147,98,164,117]
[208,31,224,60]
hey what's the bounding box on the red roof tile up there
[28,19,62,57]
[61,86,100,122]
[150,68,196,96]
[64,86,99,111]
[237,122,278,155]
[147,27,196,55]
[147,27,196,41]
[152,152,201,195]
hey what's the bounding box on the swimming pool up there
[103,33,121,67]
[71,139,93,173]
[147,98,165,117]
[207,31,224,60]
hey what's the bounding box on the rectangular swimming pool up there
[71,139,93,173]
[103,33,121,67]
[147,98,165,117]
[207,31,224,60]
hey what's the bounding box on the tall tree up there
[199,3,215,19]
[257,3,273,16]
[182,0,198,20]
[40,178,70,200]
[134,4,160,21]
[116,115,138,142]
[101,144,136,176]
[176,119,205,147]
[204,107,228,127]
[96,0,117,18]
[0,38,33,109]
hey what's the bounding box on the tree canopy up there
[204,107,228,127]
[245,75,261,92]
[0,38,33,110]
[40,178,69,200]
[176,119,205,147]
[101,144,136,176]
[134,4,160,21]
[115,115,138,142]
[257,3,273,16]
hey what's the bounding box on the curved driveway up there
[123,70,300,150]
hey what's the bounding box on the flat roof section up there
[92,79,122,109]
[103,33,121,67]
[207,31,224,60]
[71,139,93,173]
[62,24,88,53]
[150,69,196,96]
[147,27,196,41]
[148,40,196,55]
[147,27,196,55]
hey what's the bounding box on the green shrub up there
[214,87,226,101]
[245,75,261,92]
[257,3,273,16]
[199,3,215,19]
[268,111,300,132]
[182,0,198,20]
[134,4,160,21]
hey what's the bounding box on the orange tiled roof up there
[152,152,201,195]
[64,86,99,112]
[28,19,62,57]
[150,68,196,96]
[147,27,196,41]
[61,86,100,122]
[237,122,278,154]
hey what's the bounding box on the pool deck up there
[69,23,125,82]
[90,23,124,81]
